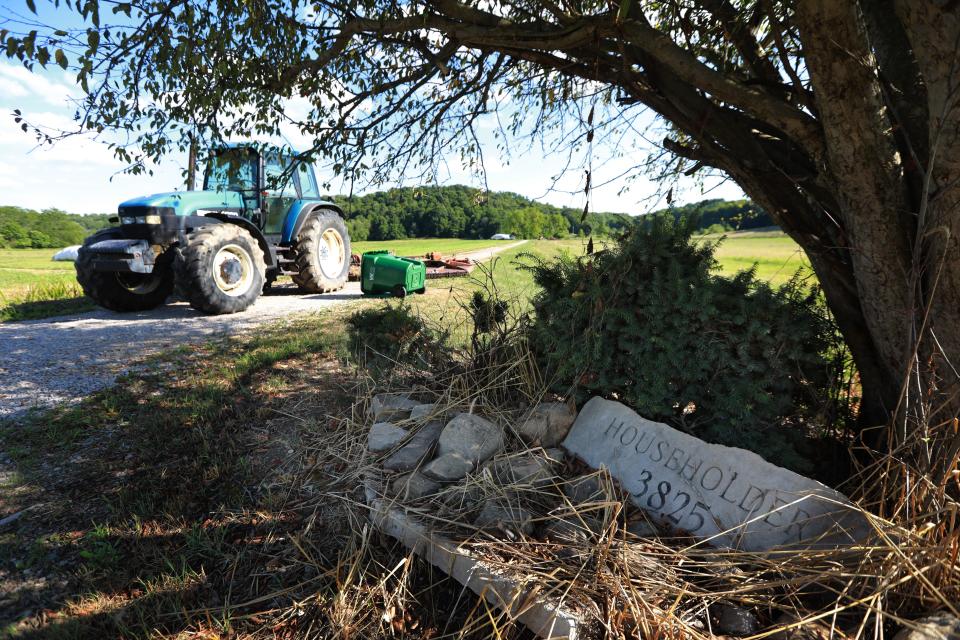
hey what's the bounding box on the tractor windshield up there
[203,148,258,193]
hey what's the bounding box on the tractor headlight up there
[121,215,162,225]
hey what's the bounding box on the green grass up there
[0,248,76,290]
[0,248,94,320]
[352,237,508,256]
[708,233,813,284]
[0,311,360,637]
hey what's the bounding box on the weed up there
[78,523,120,571]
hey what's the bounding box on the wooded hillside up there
[0,207,111,249]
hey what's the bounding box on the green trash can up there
[360,250,427,297]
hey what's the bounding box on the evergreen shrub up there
[347,304,447,375]
[524,216,837,472]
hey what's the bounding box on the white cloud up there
[0,63,79,107]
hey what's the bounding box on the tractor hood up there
[118,190,245,217]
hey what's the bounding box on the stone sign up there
[562,397,869,551]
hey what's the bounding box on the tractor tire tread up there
[290,211,350,293]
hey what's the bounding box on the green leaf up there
[25,0,36,14]
[55,48,68,69]
[5,37,17,58]
[87,29,99,51]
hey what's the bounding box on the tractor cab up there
[202,144,323,234]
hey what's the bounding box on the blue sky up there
[0,4,744,215]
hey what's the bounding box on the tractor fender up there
[281,201,345,245]
[197,213,275,267]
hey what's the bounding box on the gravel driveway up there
[0,241,525,419]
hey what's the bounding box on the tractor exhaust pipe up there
[186,137,197,191]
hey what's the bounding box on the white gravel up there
[0,241,525,420]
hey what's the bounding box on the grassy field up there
[420,232,812,308]
[0,249,92,321]
[0,233,812,322]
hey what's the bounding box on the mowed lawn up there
[708,231,813,284]
[0,248,77,295]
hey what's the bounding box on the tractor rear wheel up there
[175,223,266,314]
[291,211,350,293]
[76,229,174,312]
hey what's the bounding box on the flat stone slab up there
[370,393,421,422]
[383,420,446,472]
[562,397,870,551]
[437,413,504,464]
[367,489,582,639]
[519,402,577,447]
[422,452,474,481]
[368,422,409,453]
[390,472,442,501]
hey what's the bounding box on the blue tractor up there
[76,144,350,314]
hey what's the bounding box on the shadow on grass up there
[0,315,362,637]
[0,296,95,322]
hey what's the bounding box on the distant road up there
[0,240,526,419]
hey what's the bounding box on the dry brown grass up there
[294,332,959,640]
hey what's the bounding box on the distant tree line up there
[332,185,633,241]
[659,198,774,234]
[0,206,111,249]
[0,192,774,249]
[333,186,774,241]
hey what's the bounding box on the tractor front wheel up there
[175,224,266,314]
[76,230,174,312]
[291,211,350,293]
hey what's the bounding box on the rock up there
[436,413,503,465]
[410,403,437,421]
[440,480,483,511]
[625,518,658,538]
[390,472,441,501]
[383,421,445,472]
[518,402,577,447]
[422,453,474,481]
[562,397,870,551]
[563,475,606,505]
[487,453,555,487]
[370,393,420,422]
[474,501,534,537]
[893,614,960,640]
[708,603,760,637]
[368,422,409,453]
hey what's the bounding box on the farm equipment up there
[349,251,475,281]
[360,251,426,297]
[75,143,350,314]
